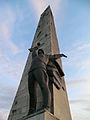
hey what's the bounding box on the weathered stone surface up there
[8,6,72,120]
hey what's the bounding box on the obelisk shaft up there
[8,6,72,120]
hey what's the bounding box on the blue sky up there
[0,0,90,120]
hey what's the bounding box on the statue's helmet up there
[38,49,44,55]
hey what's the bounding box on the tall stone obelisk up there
[8,6,72,120]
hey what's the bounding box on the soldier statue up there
[28,42,67,115]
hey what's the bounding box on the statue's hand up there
[61,54,67,58]
[28,46,38,52]
[28,48,32,52]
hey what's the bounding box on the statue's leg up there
[28,72,37,114]
[34,69,51,110]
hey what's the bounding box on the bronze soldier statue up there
[28,42,67,115]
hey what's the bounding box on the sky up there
[0,0,90,120]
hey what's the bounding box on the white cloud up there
[79,59,90,70]
[0,6,26,80]
[0,54,25,80]
[29,0,61,17]
[0,84,11,119]
[67,78,90,106]
[67,78,90,120]
[0,55,25,120]
[0,6,27,120]
[77,43,90,51]
[0,6,24,95]
[63,42,90,71]
[70,97,90,120]
[67,79,89,87]
[0,111,8,120]
[0,56,25,120]
[0,7,20,55]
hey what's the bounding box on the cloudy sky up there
[0,0,90,120]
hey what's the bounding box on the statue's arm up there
[29,46,38,52]
[28,42,44,52]
[55,54,67,59]
[49,54,67,60]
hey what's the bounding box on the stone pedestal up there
[18,110,59,120]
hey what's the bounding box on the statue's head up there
[38,49,44,55]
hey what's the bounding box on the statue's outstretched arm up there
[58,54,67,58]
[55,54,67,59]
[49,54,67,60]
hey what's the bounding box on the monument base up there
[18,109,60,120]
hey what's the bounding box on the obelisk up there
[8,6,72,120]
